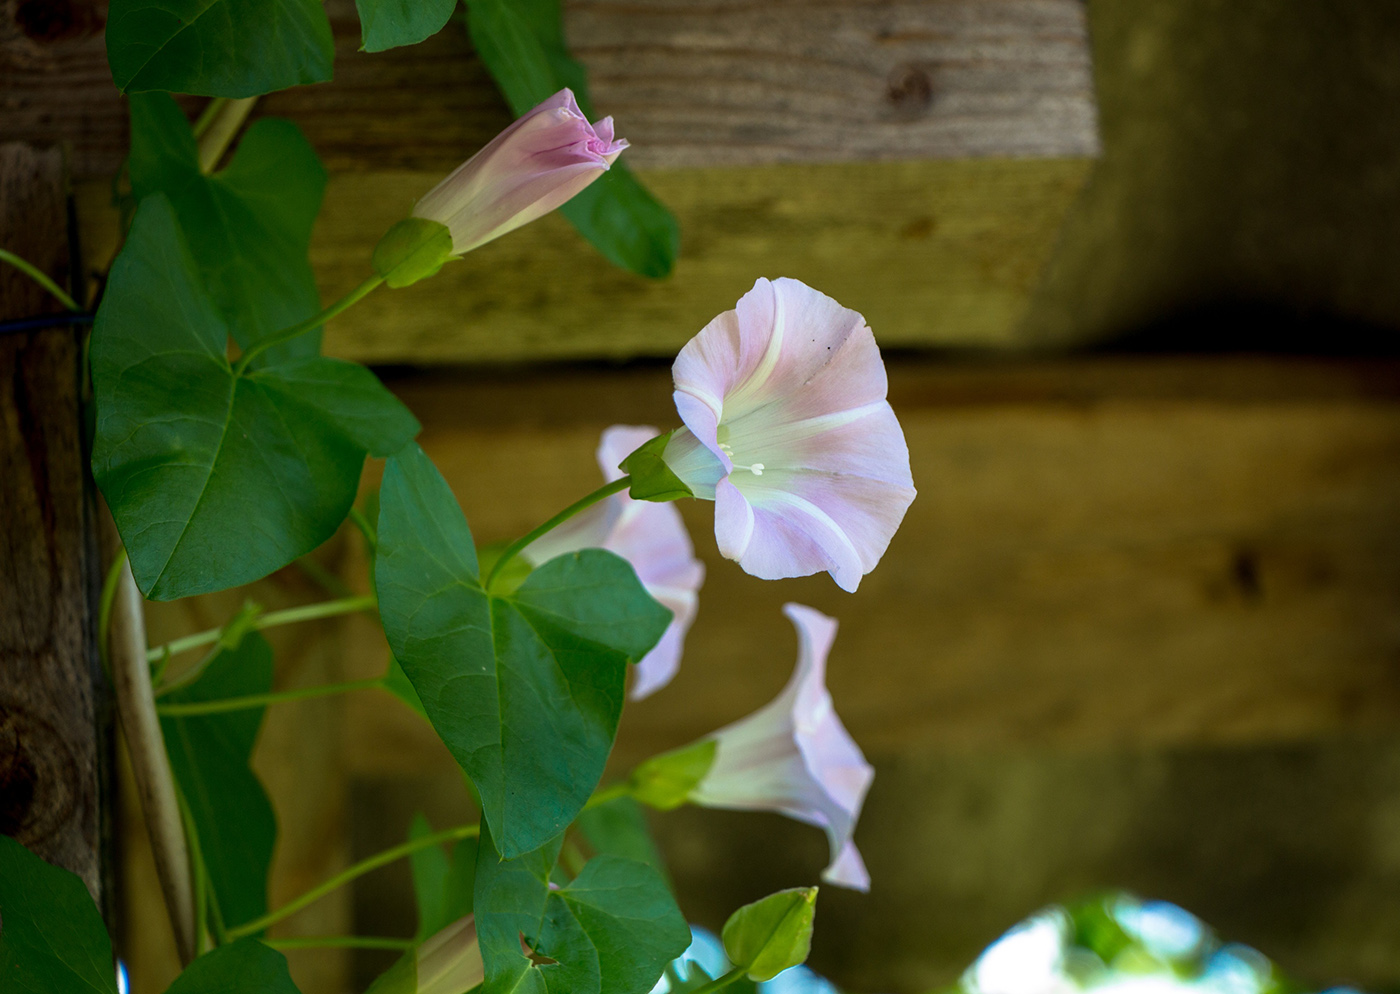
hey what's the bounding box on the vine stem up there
[157,677,386,717]
[148,594,377,665]
[225,823,481,941]
[233,275,383,375]
[688,967,747,994]
[582,782,632,811]
[196,96,257,173]
[485,476,631,590]
[0,247,81,311]
[264,936,415,952]
[109,558,197,965]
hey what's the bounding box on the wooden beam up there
[3,0,1096,180]
[0,142,105,900]
[312,357,1400,776]
[76,156,1092,363]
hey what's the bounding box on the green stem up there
[148,594,377,665]
[233,276,383,376]
[582,782,632,811]
[485,476,631,591]
[157,677,386,717]
[0,247,80,311]
[264,936,415,952]
[97,549,128,682]
[226,823,480,941]
[689,967,747,994]
[348,506,378,554]
[191,98,227,138]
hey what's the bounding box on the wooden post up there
[0,142,105,901]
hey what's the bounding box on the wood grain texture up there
[2,0,1095,180]
[323,357,1400,777]
[0,142,104,899]
[77,157,1091,364]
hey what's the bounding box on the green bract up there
[375,444,672,858]
[373,218,456,289]
[620,430,694,502]
[357,0,459,52]
[474,826,691,994]
[629,739,717,810]
[0,835,117,994]
[106,0,334,97]
[464,0,680,278]
[128,93,327,367]
[721,887,819,982]
[166,940,301,994]
[91,196,420,600]
[160,633,278,931]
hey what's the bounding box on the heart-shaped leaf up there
[160,633,278,931]
[91,196,419,600]
[165,939,301,993]
[357,0,459,52]
[474,825,690,994]
[106,0,333,97]
[375,444,671,858]
[128,93,326,366]
[0,835,116,994]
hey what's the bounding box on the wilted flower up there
[660,277,915,592]
[413,88,627,254]
[525,425,704,700]
[689,603,873,890]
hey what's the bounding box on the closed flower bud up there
[413,88,627,255]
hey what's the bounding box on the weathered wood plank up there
[0,142,104,899]
[2,0,1095,180]
[77,156,1092,363]
[324,357,1400,777]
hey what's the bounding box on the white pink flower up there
[413,89,626,254]
[689,603,873,891]
[524,426,704,700]
[662,277,915,592]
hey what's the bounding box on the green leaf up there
[576,795,668,882]
[463,0,679,277]
[128,92,327,366]
[106,0,333,97]
[376,444,671,858]
[721,888,819,982]
[475,824,690,994]
[91,195,420,600]
[410,814,478,939]
[384,655,430,720]
[620,430,693,502]
[629,739,717,811]
[0,835,117,994]
[358,0,459,52]
[373,218,456,289]
[165,939,301,994]
[160,633,277,931]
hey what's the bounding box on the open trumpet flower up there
[660,277,915,592]
[689,603,874,891]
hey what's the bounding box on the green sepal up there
[374,218,456,288]
[721,887,819,982]
[620,431,693,502]
[629,739,716,811]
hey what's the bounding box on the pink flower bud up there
[413,88,627,254]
